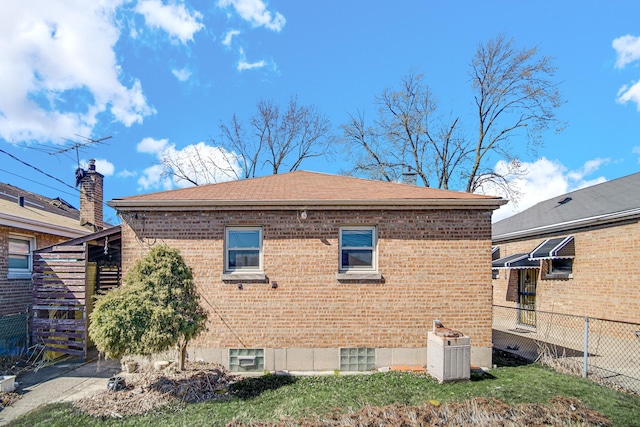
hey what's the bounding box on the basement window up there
[229,348,264,372]
[340,348,375,371]
[8,235,35,279]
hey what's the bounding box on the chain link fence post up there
[583,316,589,378]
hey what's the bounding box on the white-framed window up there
[225,227,263,273]
[339,226,377,272]
[8,235,35,279]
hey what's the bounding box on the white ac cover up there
[427,324,470,382]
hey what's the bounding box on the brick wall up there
[120,208,494,366]
[0,226,69,316]
[492,220,640,324]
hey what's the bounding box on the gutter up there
[493,207,640,242]
[108,198,507,211]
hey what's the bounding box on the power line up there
[0,148,78,192]
[0,149,118,215]
[0,168,79,198]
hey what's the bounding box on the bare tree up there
[343,71,468,189]
[342,35,563,198]
[219,114,261,179]
[251,97,334,175]
[466,34,563,193]
[158,97,335,185]
[160,142,242,186]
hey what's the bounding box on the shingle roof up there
[0,182,79,219]
[109,171,505,210]
[493,172,640,240]
[0,182,94,237]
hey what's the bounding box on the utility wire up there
[0,148,117,217]
[0,148,78,193]
[0,168,79,199]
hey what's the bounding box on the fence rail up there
[493,305,640,394]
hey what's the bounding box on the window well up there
[229,348,264,372]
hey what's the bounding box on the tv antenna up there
[51,134,112,168]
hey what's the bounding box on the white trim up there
[224,226,263,274]
[339,226,378,273]
[8,233,35,278]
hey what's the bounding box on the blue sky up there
[1,0,639,224]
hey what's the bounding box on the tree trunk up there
[179,342,187,371]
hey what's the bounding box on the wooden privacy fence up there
[32,244,93,359]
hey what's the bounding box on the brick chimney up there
[79,159,104,230]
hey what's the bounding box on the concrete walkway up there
[0,353,121,425]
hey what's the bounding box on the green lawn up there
[8,364,640,427]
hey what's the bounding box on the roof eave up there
[108,198,507,211]
[493,208,640,242]
[0,212,91,238]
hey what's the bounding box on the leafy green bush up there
[89,244,207,369]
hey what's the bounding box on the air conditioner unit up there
[427,321,470,382]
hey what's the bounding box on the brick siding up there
[120,208,494,365]
[492,220,640,324]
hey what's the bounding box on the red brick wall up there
[0,226,69,316]
[492,220,640,323]
[120,208,494,352]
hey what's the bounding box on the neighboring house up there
[492,172,640,326]
[0,160,105,352]
[109,171,505,371]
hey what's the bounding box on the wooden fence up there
[32,244,91,358]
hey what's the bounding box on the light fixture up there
[271,281,278,289]
[300,210,307,219]
[237,282,243,290]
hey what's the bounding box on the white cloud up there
[238,59,266,71]
[613,35,640,69]
[162,142,242,188]
[137,137,169,154]
[218,0,285,31]
[137,138,243,190]
[117,169,137,178]
[222,29,241,46]
[236,47,266,71]
[79,158,115,176]
[171,67,192,82]
[633,146,640,163]
[613,35,640,110]
[479,157,608,222]
[135,0,204,44]
[617,80,640,110]
[0,1,155,144]
[138,164,172,191]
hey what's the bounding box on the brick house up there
[0,160,104,352]
[109,171,505,371]
[492,172,640,326]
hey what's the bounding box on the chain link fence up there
[0,307,29,356]
[493,305,640,394]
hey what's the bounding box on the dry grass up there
[226,396,611,426]
[73,361,236,418]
